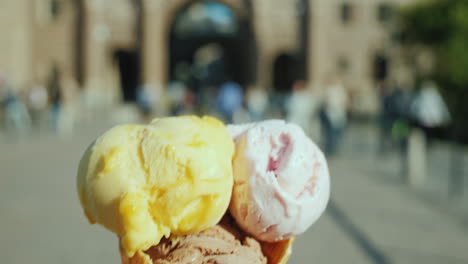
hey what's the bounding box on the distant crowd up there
[1,67,451,161]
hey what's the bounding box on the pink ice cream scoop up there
[228,120,330,242]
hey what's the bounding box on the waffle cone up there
[119,237,294,264]
[261,237,295,264]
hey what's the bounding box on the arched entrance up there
[168,0,256,111]
[373,53,389,83]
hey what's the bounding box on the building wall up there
[32,0,77,86]
[254,0,299,89]
[309,0,417,114]
[0,0,32,91]
[0,0,420,115]
[106,0,137,50]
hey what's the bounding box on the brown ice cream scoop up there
[119,215,294,264]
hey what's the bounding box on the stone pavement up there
[1,120,468,264]
[320,156,468,264]
[341,121,468,220]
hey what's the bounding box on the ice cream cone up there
[261,237,295,264]
[119,237,294,264]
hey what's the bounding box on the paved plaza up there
[1,120,468,264]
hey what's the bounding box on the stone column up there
[0,0,33,90]
[83,0,110,92]
[79,0,114,120]
[256,49,273,90]
[253,0,298,90]
[141,0,167,89]
[141,0,171,115]
[308,0,330,91]
[252,0,272,90]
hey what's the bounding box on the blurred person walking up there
[406,81,450,186]
[286,80,317,137]
[27,84,48,130]
[1,78,32,138]
[246,85,268,121]
[137,84,158,121]
[410,81,451,142]
[319,77,348,156]
[216,80,243,123]
[377,80,414,152]
[377,81,394,154]
[193,44,225,114]
[385,81,413,179]
[56,77,79,137]
[48,66,62,131]
[167,80,187,116]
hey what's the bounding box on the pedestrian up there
[319,76,348,156]
[246,85,268,121]
[386,81,413,178]
[2,82,32,137]
[410,80,451,143]
[167,80,187,116]
[48,66,62,131]
[286,80,317,137]
[27,84,48,129]
[215,80,243,123]
[136,84,157,121]
[56,77,79,137]
[377,80,394,154]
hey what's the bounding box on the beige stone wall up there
[253,0,299,89]
[79,0,133,104]
[0,0,420,114]
[308,0,418,114]
[32,0,77,86]
[0,0,32,91]
[308,0,333,89]
[106,0,137,50]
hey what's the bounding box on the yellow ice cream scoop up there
[77,116,234,257]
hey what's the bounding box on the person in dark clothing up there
[48,66,62,131]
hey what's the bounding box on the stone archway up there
[140,0,250,93]
[165,0,256,114]
[140,0,302,100]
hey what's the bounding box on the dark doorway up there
[168,1,256,96]
[273,54,297,92]
[114,50,140,102]
[373,54,389,82]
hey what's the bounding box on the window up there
[50,0,60,20]
[373,54,389,82]
[35,0,61,24]
[377,3,393,23]
[340,2,353,24]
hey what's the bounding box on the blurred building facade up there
[0,0,418,115]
